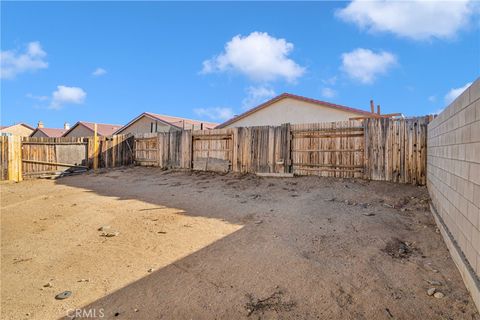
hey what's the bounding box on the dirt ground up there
[1,167,479,319]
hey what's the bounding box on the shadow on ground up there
[57,167,479,320]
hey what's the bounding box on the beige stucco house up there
[30,128,67,138]
[0,123,34,136]
[29,121,69,138]
[114,112,217,136]
[62,121,122,137]
[217,93,376,128]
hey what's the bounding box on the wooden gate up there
[290,121,365,178]
[134,134,159,166]
[192,129,233,172]
[134,131,191,169]
[235,125,291,174]
[364,117,428,185]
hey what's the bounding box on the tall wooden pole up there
[7,136,22,182]
[93,123,99,171]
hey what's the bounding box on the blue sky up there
[1,1,479,128]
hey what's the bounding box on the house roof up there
[0,123,35,131]
[115,112,218,134]
[30,127,66,137]
[62,121,122,137]
[216,93,376,128]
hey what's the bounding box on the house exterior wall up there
[30,130,48,138]
[0,124,33,136]
[117,116,176,135]
[223,98,364,128]
[427,79,480,288]
[63,125,94,137]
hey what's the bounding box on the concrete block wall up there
[427,78,480,278]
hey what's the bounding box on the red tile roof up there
[30,127,66,137]
[216,93,375,128]
[62,121,122,137]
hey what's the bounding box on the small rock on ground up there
[55,291,72,300]
[101,231,119,237]
[427,288,436,296]
[433,292,444,298]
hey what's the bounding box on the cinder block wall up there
[427,78,480,278]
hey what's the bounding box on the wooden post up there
[7,136,22,182]
[284,123,292,173]
[93,124,99,170]
[231,127,239,172]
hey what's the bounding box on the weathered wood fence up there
[133,117,429,185]
[0,134,134,181]
[0,117,429,185]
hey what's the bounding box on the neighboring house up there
[30,128,67,138]
[62,121,122,137]
[30,121,69,138]
[216,93,376,128]
[114,112,218,135]
[0,123,34,136]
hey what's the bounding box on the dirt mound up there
[384,238,413,259]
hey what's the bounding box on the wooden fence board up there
[0,136,8,180]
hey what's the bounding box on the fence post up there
[363,119,369,180]
[181,130,192,169]
[190,130,195,170]
[7,136,22,182]
[157,132,165,168]
[284,123,292,173]
[231,127,239,172]
[93,124,99,171]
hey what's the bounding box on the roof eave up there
[216,93,374,128]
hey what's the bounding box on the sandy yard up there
[1,166,479,319]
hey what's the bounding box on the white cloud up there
[1,41,48,79]
[241,86,276,110]
[201,31,305,83]
[194,107,234,121]
[444,82,472,104]
[321,76,337,86]
[428,95,437,103]
[26,93,49,101]
[50,85,87,109]
[336,0,476,41]
[92,67,107,76]
[341,48,397,84]
[321,87,337,99]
